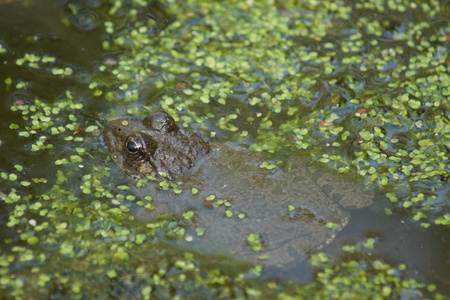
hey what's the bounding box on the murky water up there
[0,0,448,298]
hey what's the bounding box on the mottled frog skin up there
[103,111,373,265]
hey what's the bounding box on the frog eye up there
[126,136,142,154]
[127,140,139,153]
[124,133,158,158]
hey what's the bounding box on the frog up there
[103,111,373,266]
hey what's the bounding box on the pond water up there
[0,0,449,298]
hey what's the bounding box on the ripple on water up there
[70,10,99,32]
[9,91,33,107]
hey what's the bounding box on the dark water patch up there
[0,1,103,69]
[339,206,450,296]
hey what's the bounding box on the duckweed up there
[0,0,448,298]
[309,238,440,299]
[247,233,262,252]
[225,210,233,218]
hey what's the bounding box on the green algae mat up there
[0,0,448,298]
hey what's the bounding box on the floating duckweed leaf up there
[41,55,55,63]
[27,236,39,245]
[319,157,329,163]
[364,238,376,249]
[70,155,83,162]
[183,211,195,220]
[247,233,262,252]
[85,125,98,132]
[75,147,85,155]
[55,159,68,165]
[196,227,205,236]
[106,269,117,278]
[60,242,74,255]
[135,234,146,244]
[205,194,215,201]
[259,161,276,170]
[403,201,413,208]
[326,222,338,230]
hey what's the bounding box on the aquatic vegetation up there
[93,0,449,229]
[0,0,448,298]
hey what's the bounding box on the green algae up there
[97,0,448,228]
[0,0,448,298]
